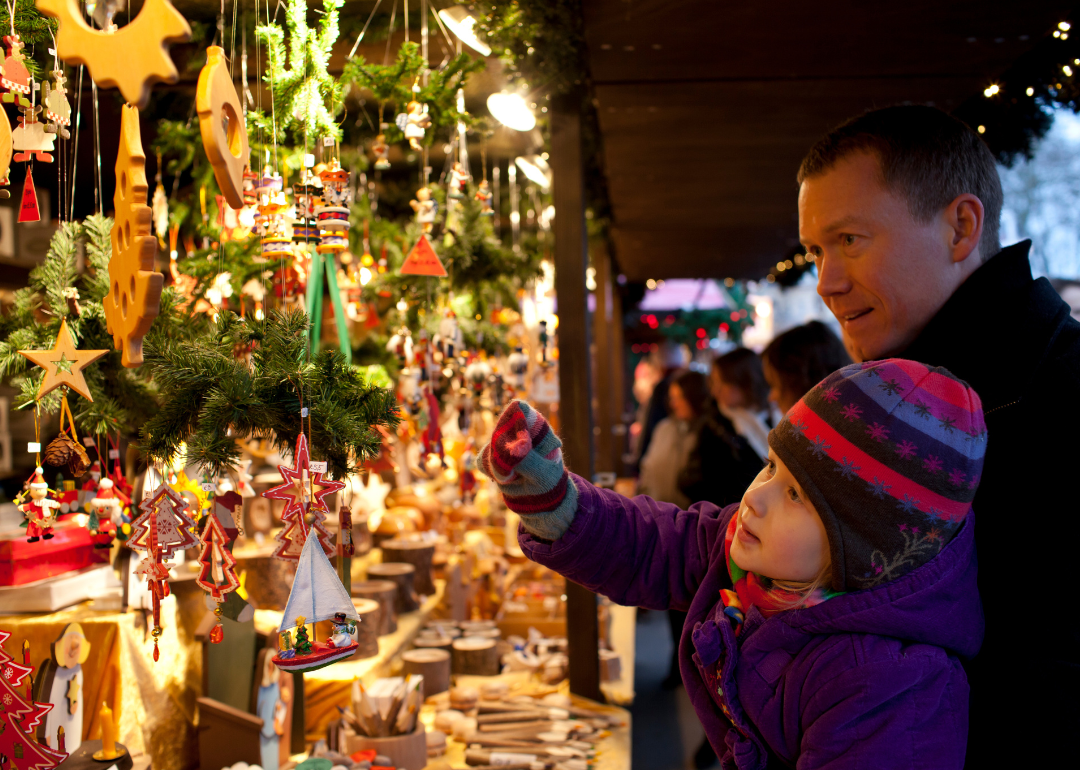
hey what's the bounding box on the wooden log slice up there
[367,562,420,613]
[451,636,500,676]
[402,648,451,698]
[381,539,437,595]
[414,634,454,653]
[351,598,381,659]
[352,579,399,635]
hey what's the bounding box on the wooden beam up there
[593,239,614,474]
[551,94,601,702]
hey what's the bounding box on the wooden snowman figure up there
[19,467,60,542]
[35,623,91,752]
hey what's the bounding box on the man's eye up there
[842,234,857,247]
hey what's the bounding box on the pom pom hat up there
[769,359,987,592]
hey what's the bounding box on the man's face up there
[799,152,964,362]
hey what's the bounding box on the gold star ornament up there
[19,319,109,401]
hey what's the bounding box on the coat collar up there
[900,240,1070,411]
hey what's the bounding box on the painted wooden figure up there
[35,623,91,753]
[19,467,60,542]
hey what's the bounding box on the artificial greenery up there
[0,217,175,438]
[255,0,345,144]
[140,307,400,479]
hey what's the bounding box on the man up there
[797,105,1079,766]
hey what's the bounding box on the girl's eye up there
[788,487,801,503]
[764,459,776,476]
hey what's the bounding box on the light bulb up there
[439,6,492,56]
[359,267,372,286]
[488,92,536,131]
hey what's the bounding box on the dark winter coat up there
[900,240,1080,766]
[679,404,765,507]
[522,477,982,769]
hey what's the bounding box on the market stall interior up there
[0,1,1076,769]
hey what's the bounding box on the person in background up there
[761,321,850,414]
[639,369,708,509]
[709,347,773,459]
[629,358,662,459]
[633,341,689,472]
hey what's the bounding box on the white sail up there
[279,528,359,633]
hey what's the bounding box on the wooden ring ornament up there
[197,46,250,210]
[35,0,192,110]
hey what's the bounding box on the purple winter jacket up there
[520,475,983,770]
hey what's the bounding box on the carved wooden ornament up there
[19,318,109,401]
[35,0,192,109]
[197,46,250,210]
[103,105,163,367]
[0,106,11,184]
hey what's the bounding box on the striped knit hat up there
[770,359,986,592]
[479,400,578,540]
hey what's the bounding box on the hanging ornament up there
[371,132,390,169]
[291,175,322,243]
[43,69,71,139]
[316,159,350,254]
[448,161,469,200]
[12,101,56,164]
[400,233,447,277]
[0,630,67,768]
[152,153,169,245]
[17,167,39,222]
[262,433,344,561]
[255,173,293,259]
[103,105,164,367]
[17,467,61,542]
[475,179,494,216]
[409,186,438,233]
[37,0,192,109]
[128,482,199,661]
[18,318,109,401]
[87,476,124,548]
[396,99,431,152]
[1,35,31,108]
[197,46,250,210]
[195,512,240,644]
[42,397,91,478]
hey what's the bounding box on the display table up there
[254,578,445,741]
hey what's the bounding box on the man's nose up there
[816,253,851,298]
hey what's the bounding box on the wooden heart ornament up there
[103,105,163,367]
[197,46,250,210]
[36,0,192,109]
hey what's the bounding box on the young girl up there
[482,359,984,769]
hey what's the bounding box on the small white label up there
[82,436,95,447]
[322,136,335,147]
[303,153,315,168]
[27,442,41,453]
[489,753,537,766]
[201,482,216,492]
[309,461,327,473]
[108,449,120,459]
[301,407,309,418]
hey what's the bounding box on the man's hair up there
[798,105,1003,259]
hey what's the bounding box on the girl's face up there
[710,367,746,410]
[763,361,797,415]
[731,450,830,581]
[668,383,696,422]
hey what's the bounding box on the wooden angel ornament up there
[396,100,431,151]
[36,0,192,109]
[103,105,163,367]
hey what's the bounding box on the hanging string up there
[33,403,41,467]
[4,0,15,37]
[348,0,383,59]
[266,0,279,175]
[403,0,409,43]
[229,0,238,79]
[68,65,83,221]
[383,0,398,65]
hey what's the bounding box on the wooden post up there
[551,93,601,702]
[593,241,615,475]
[611,272,629,476]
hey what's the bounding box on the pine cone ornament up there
[44,433,92,477]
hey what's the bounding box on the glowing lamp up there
[439,6,492,56]
[488,92,536,131]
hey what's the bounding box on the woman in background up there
[638,369,709,509]
[762,321,850,414]
[709,347,773,460]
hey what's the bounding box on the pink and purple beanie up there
[770,358,987,592]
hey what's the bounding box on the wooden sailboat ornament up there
[273,514,360,673]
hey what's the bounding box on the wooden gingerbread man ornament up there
[102,105,163,367]
[197,46,250,210]
[36,0,192,110]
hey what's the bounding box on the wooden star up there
[66,676,79,714]
[19,319,108,401]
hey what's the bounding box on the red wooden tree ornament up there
[0,630,66,770]
[195,513,240,644]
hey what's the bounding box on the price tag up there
[82,436,95,447]
[201,482,216,492]
[27,442,41,453]
[309,461,327,473]
[301,407,309,418]
[322,135,335,146]
[108,449,120,459]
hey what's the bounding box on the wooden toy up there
[33,623,91,752]
[102,105,163,367]
[36,0,192,109]
[18,318,109,401]
[196,46,249,210]
[0,629,66,768]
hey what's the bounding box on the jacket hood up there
[779,513,983,658]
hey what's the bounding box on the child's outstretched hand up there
[479,400,579,540]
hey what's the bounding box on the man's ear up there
[945,193,985,265]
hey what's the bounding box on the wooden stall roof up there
[583,1,1073,280]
